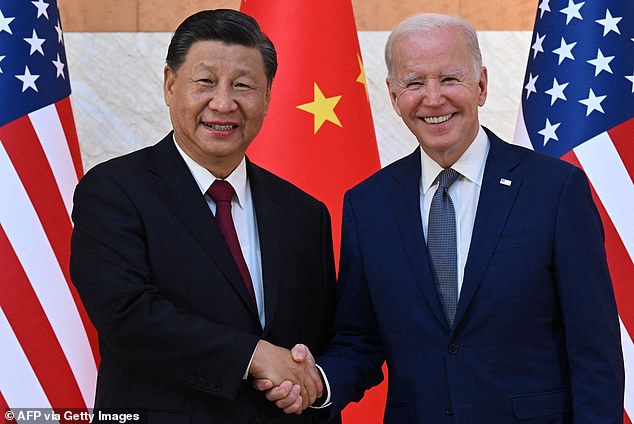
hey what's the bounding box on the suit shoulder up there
[82,144,154,182]
[348,149,419,195]
[504,141,583,180]
[247,161,327,210]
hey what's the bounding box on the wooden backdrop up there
[58,0,537,32]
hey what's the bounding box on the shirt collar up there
[420,126,490,194]
[173,135,248,209]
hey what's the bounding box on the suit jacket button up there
[446,406,454,415]
[210,383,221,392]
[448,344,459,354]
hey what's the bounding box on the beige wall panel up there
[460,0,537,30]
[138,0,240,32]
[352,0,460,31]
[59,0,139,32]
[59,0,536,32]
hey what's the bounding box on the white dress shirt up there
[420,126,490,294]
[173,137,265,329]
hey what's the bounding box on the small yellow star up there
[356,54,369,101]
[297,82,342,134]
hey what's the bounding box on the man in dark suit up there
[70,9,337,423]
[259,13,624,423]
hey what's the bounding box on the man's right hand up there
[248,341,322,412]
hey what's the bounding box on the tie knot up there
[437,168,459,189]
[208,180,235,203]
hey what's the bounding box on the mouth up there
[202,122,239,131]
[422,113,453,125]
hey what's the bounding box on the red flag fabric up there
[240,1,383,421]
[0,0,98,415]
[514,0,633,421]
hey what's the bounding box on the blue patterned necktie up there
[427,168,460,327]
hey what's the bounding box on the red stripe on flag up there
[0,116,73,269]
[0,117,99,364]
[0,224,86,411]
[55,98,84,181]
[607,118,634,183]
[562,151,634,329]
[0,391,17,424]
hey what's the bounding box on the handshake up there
[248,340,323,414]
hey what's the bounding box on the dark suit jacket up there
[70,133,339,424]
[318,128,624,423]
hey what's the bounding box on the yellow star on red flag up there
[296,83,342,134]
[356,54,369,101]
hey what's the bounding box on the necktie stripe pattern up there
[427,168,460,327]
[207,180,257,309]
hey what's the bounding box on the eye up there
[442,76,460,84]
[234,81,253,90]
[406,81,424,89]
[197,78,214,86]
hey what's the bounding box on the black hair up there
[166,9,277,85]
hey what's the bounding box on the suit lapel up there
[247,161,284,335]
[147,135,259,320]
[390,149,449,328]
[454,130,522,327]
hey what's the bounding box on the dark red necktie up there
[207,180,257,309]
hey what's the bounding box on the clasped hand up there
[249,341,320,414]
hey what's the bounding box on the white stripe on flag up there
[621,318,634,418]
[0,142,96,406]
[29,103,78,218]
[574,131,634,263]
[512,104,534,150]
[0,307,57,416]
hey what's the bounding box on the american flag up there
[0,0,97,415]
[514,0,634,420]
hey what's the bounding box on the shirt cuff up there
[311,364,332,408]
[243,345,257,380]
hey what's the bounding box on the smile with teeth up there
[204,122,238,131]
[423,114,453,124]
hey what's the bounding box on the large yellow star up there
[297,83,342,134]
[356,54,369,101]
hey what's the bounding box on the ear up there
[386,78,403,117]
[477,66,488,107]
[163,66,175,106]
[264,85,272,116]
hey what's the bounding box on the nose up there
[421,81,444,107]
[207,85,238,113]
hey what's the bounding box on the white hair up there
[385,13,483,81]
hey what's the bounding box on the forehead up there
[391,27,471,73]
[182,40,266,75]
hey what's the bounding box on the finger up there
[291,344,307,363]
[275,384,302,410]
[265,380,293,401]
[284,394,304,415]
[308,366,323,398]
[301,380,318,410]
[252,379,274,391]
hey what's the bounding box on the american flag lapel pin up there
[499,178,512,187]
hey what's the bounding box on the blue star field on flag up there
[0,0,70,127]
[521,0,634,158]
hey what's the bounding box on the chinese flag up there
[240,1,384,422]
[240,0,381,259]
